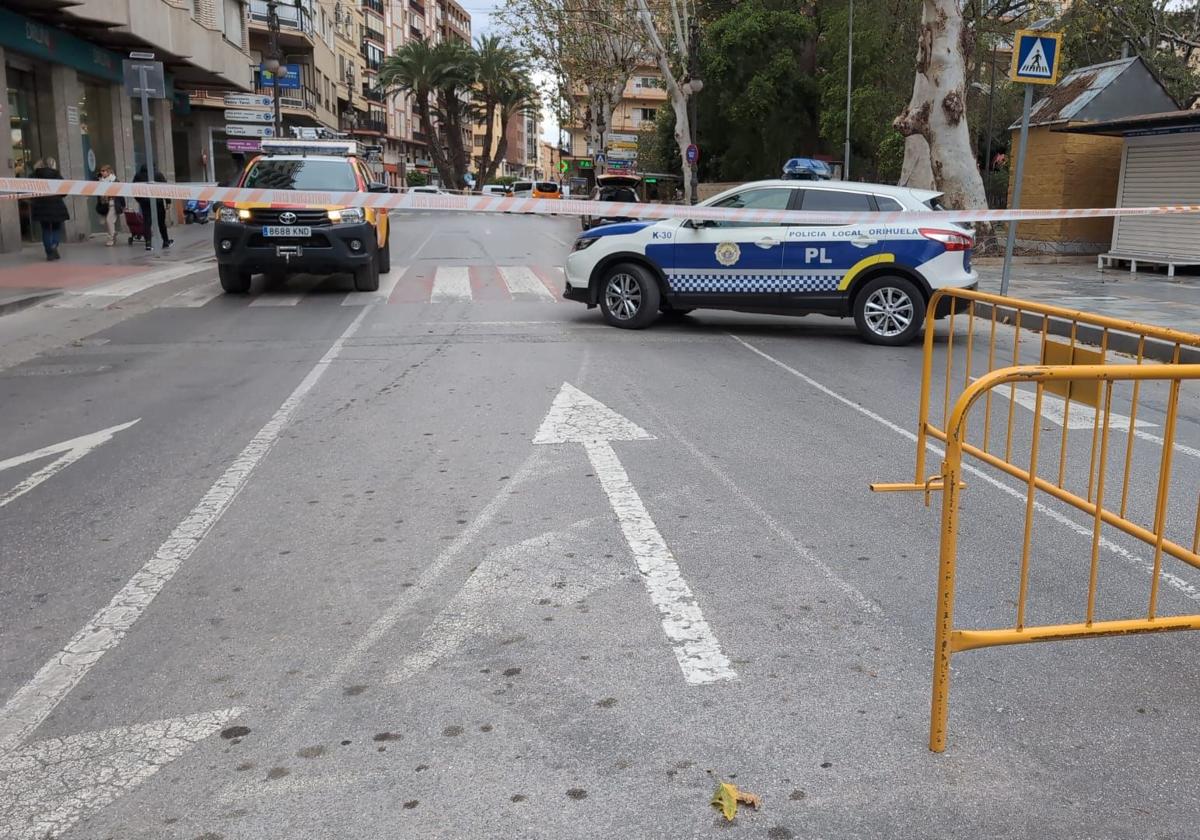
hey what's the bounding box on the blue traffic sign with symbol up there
[1011,30,1062,86]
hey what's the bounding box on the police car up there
[563,179,977,345]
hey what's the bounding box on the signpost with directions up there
[225,124,276,138]
[122,53,165,252]
[223,93,273,109]
[1001,29,1063,295]
[224,109,275,124]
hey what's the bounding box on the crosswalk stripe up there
[49,263,206,308]
[164,284,224,308]
[249,293,307,307]
[341,267,405,306]
[431,266,472,302]
[498,265,557,302]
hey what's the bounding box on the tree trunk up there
[418,99,456,190]
[893,0,986,208]
[439,91,470,191]
[478,101,498,189]
[636,0,692,203]
[899,136,934,189]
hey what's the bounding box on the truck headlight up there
[217,207,240,223]
[328,208,365,224]
[572,237,597,252]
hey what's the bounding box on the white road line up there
[499,265,557,302]
[430,266,472,302]
[0,708,241,840]
[980,378,1200,460]
[249,292,307,307]
[534,383,736,685]
[48,264,204,308]
[0,308,371,758]
[730,334,1200,603]
[163,284,223,308]
[0,420,140,510]
[341,266,404,305]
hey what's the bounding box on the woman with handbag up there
[97,164,124,246]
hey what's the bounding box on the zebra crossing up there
[159,264,567,308]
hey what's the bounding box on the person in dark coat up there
[133,164,172,250]
[31,157,69,261]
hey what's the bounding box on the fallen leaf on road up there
[711,781,761,821]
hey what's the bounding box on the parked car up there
[581,175,640,230]
[532,181,561,199]
[563,179,977,345]
[481,184,510,196]
[410,185,450,195]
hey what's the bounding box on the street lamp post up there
[843,0,853,180]
[266,0,283,136]
[685,21,702,205]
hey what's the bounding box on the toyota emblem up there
[279,211,297,225]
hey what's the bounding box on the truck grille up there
[249,209,331,226]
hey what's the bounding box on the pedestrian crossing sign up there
[1011,29,1062,85]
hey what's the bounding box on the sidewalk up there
[0,220,213,316]
[974,257,1200,335]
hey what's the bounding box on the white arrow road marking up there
[534,383,736,685]
[0,307,370,758]
[0,420,140,510]
[984,380,1200,459]
[0,708,242,840]
[385,516,613,685]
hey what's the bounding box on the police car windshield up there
[242,159,357,191]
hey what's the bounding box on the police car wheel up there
[853,276,925,346]
[599,263,660,329]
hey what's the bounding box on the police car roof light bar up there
[259,139,359,157]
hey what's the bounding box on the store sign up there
[0,7,124,83]
[226,139,262,153]
[259,64,301,90]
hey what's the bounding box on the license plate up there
[263,226,311,237]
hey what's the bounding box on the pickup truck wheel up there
[377,239,391,274]
[354,259,380,292]
[218,265,251,294]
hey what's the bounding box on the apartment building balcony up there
[363,22,386,45]
[341,115,387,136]
[36,0,255,90]
[256,86,320,119]
[363,84,385,104]
[363,0,385,13]
[248,0,315,50]
[359,43,383,72]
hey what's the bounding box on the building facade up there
[564,65,666,189]
[0,0,255,251]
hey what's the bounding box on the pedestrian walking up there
[96,164,125,246]
[133,164,172,251]
[30,158,70,262]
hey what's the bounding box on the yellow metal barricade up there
[873,289,1200,752]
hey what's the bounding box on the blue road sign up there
[1011,30,1062,86]
[259,63,301,90]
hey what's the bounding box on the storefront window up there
[80,78,117,232]
[8,65,46,241]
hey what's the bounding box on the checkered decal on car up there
[666,273,841,293]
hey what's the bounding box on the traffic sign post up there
[123,54,165,252]
[1002,29,1063,296]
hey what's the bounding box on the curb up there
[973,302,1200,365]
[0,291,60,318]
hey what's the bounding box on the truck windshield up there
[242,159,357,191]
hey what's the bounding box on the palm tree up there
[484,81,542,185]
[474,35,526,187]
[379,39,472,189]
[429,40,478,190]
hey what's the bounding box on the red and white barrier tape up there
[3,177,1200,227]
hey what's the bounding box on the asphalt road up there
[1,211,1199,840]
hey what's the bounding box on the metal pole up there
[687,22,699,205]
[268,0,282,136]
[139,67,159,253]
[843,0,853,180]
[1000,84,1033,297]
